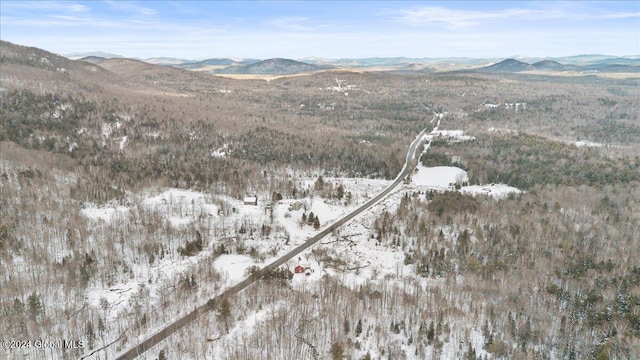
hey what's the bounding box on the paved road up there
[112,123,432,360]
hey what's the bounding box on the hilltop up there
[475,58,531,73]
[468,57,640,74]
[531,59,573,71]
[213,58,330,75]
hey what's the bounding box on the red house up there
[294,265,305,274]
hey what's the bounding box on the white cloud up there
[1,1,90,13]
[68,4,90,12]
[389,5,640,29]
[267,16,327,32]
[104,0,158,17]
[391,6,537,28]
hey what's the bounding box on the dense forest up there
[421,132,640,189]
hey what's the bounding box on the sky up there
[1,1,638,60]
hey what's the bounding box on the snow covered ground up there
[80,203,129,222]
[412,165,468,189]
[574,140,603,147]
[214,254,258,284]
[410,164,521,199]
[429,129,475,142]
[141,188,219,227]
[461,184,522,200]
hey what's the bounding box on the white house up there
[243,196,258,205]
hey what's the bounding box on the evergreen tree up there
[314,216,320,229]
[427,321,435,342]
[158,349,167,360]
[355,319,363,337]
[86,320,95,349]
[28,292,42,319]
[98,316,105,333]
[466,343,477,360]
[13,298,24,314]
[457,229,470,255]
[482,319,491,339]
[218,298,232,333]
[393,322,401,334]
[329,341,344,360]
[315,176,325,191]
[195,230,203,248]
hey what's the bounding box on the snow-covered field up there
[461,184,522,200]
[430,129,476,142]
[80,204,129,222]
[574,140,603,147]
[410,164,521,200]
[412,165,468,189]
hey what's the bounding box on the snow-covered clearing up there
[488,127,518,134]
[411,164,521,200]
[210,143,230,157]
[412,165,468,189]
[461,184,522,200]
[81,203,129,222]
[429,129,475,142]
[214,254,256,284]
[141,188,219,227]
[574,140,603,147]
[481,102,526,111]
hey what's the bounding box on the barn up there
[294,265,305,274]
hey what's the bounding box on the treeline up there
[0,90,96,149]
[1,89,413,204]
[426,132,640,189]
[231,127,404,178]
[574,118,640,144]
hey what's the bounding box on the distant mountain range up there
[177,58,260,70]
[63,51,640,75]
[78,56,107,64]
[472,58,639,74]
[66,51,124,60]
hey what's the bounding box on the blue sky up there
[1,1,638,59]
